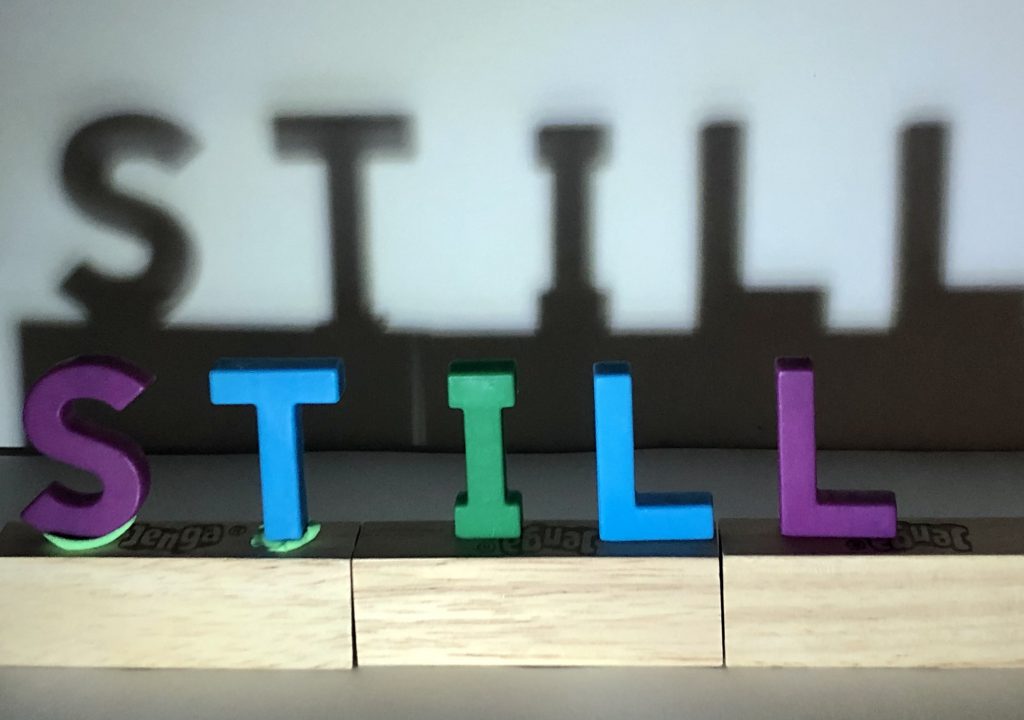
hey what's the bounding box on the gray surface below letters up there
[1,449,1024,719]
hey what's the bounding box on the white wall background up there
[0,0,1022,446]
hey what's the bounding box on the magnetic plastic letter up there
[776,357,897,538]
[209,358,343,541]
[593,362,714,541]
[448,360,522,539]
[22,355,154,538]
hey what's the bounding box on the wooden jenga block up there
[721,517,1024,667]
[352,521,722,666]
[0,521,358,670]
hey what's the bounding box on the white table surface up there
[2,449,1024,719]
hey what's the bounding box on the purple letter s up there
[21,356,154,538]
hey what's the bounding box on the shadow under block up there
[352,521,722,666]
[0,521,359,669]
[721,518,1024,668]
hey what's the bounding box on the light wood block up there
[0,521,358,669]
[721,517,1024,668]
[352,521,722,666]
